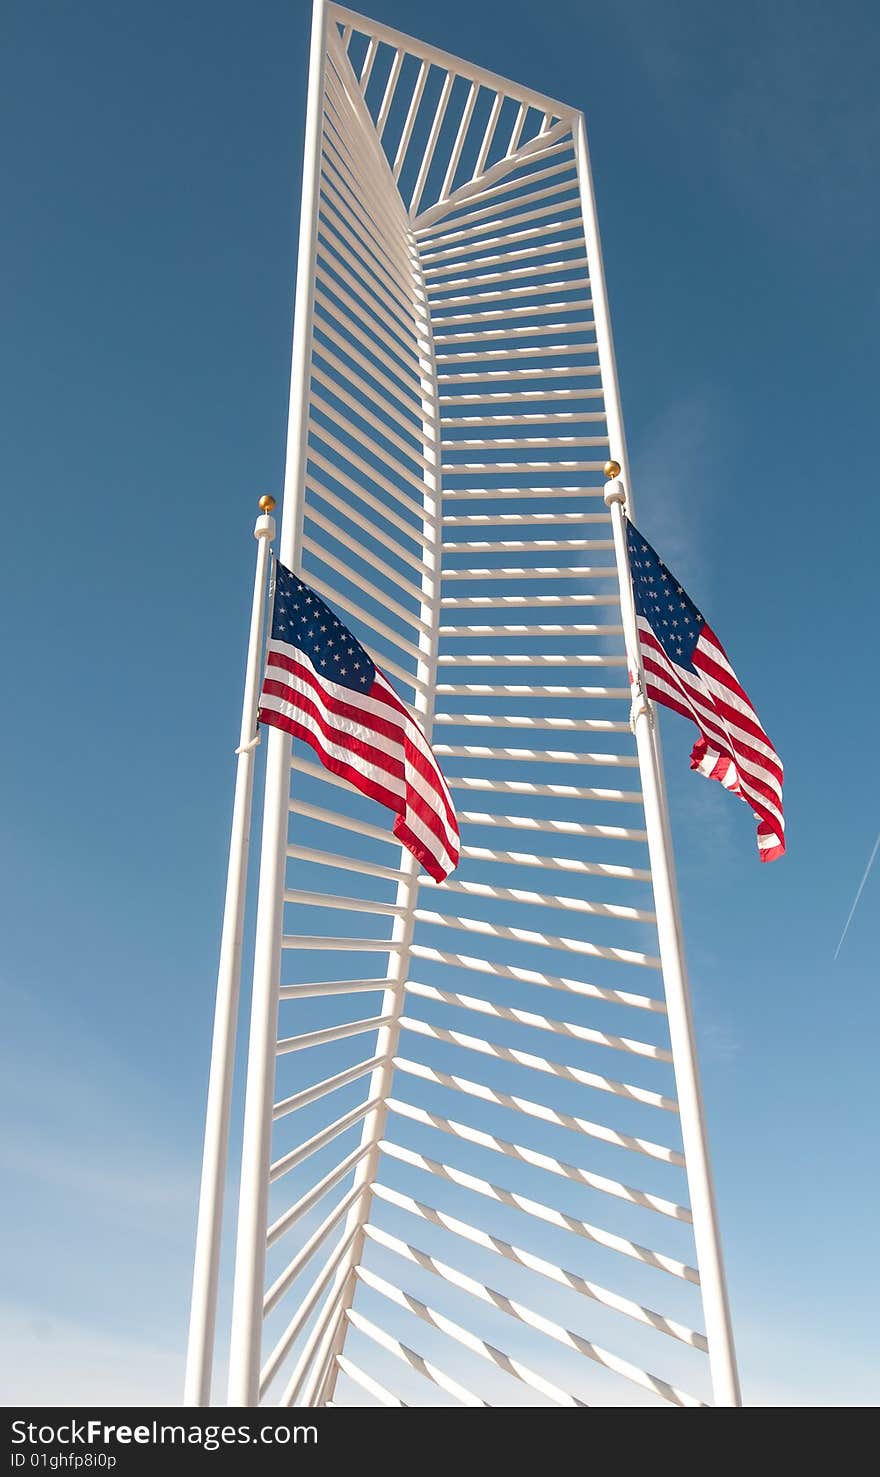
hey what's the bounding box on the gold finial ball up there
[603,460,622,480]
[258,495,276,513]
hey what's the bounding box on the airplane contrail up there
[834,829,880,960]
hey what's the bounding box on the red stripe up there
[266,651,457,832]
[260,643,460,879]
[650,659,784,830]
[692,644,782,764]
[264,705,458,875]
[260,680,405,785]
[260,709,403,814]
[394,814,457,884]
[637,617,784,861]
[266,649,408,746]
[642,646,783,806]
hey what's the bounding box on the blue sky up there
[2,0,878,1406]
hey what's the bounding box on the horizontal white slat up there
[269,1097,380,1183]
[306,466,426,571]
[356,1263,585,1407]
[411,909,659,969]
[434,743,636,765]
[283,888,406,917]
[273,1053,384,1118]
[455,842,650,882]
[408,944,664,1011]
[363,1225,706,1405]
[370,1187,707,1350]
[281,935,402,953]
[398,1019,677,1113]
[386,1096,690,1219]
[442,565,615,582]
[260,1225,360,1396]
[380,1141,698,1282]
[301,568,427,660]
[302,515,424,606]
[436,653,625,667]
[423,235,587,282]
[432,298,592,329]
[456,806,648,841]
[404,981,669,1059]
[441,411,605,426]
[438,684,629,700]
[287,843,406,883]
[430,276,588,311]
[426,257,588,293]
[444,540,614,553]
[336,1355,406,1407]
[267,1140,373,1249]
[276,1014,394,1055]
[288,798,399,847]
[344,1307,485,1407]
[446,775,640,801]
[439,622,622,635]
[423,221,586,271]
[429,876,655,924]
[433,711,630,732]
[264,1181,367,1316]
[420,199,582,260]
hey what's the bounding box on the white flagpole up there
[227,0,329,1407]
[183,495,276,1406]
[603,464,742,1407]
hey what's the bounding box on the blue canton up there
[270,561,375,692]
[625,519,703,670]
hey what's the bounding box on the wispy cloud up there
[834,829,880,960]
[0,1305,185,1406]
[618,0,880,252]
[630,388,726,604]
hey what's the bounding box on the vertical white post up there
[226,0,328,1407]
[183,498,276,1406]
[604,471,742,1408]
[573,107,741,1407]
[302,98,444,1412]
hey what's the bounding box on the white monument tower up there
[185,0,741,1409]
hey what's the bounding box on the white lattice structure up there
[186,0,741,1409]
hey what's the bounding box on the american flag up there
[257,561,460,882]
[626,519,785,862]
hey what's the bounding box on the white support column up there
[227,0,329,1407]
[571,112,633,499]
[573,104,740,1407]
[306,155,444,1418]
[183,498,276,1406]
[603,471,741,1407]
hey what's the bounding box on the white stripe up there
[266,644,452,820]
[263,641,459,869]
[637,622,782,774]
[639,650,784,828]
[638,627,783,793]
[269,642,457,833]
[265,691,456,875]
[643,663,784,828]
[260,692,405,799]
